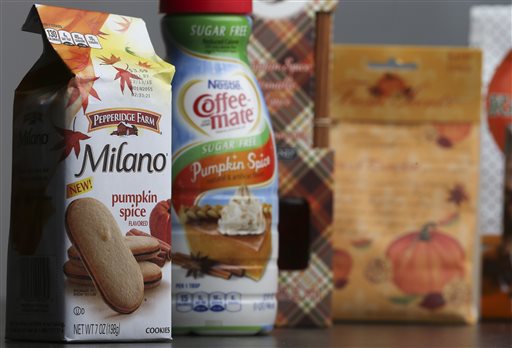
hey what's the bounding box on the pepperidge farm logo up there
[86,108,162,134]
[179,75,262,136]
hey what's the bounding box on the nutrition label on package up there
[44,28,102,49]
[176,292,242,313]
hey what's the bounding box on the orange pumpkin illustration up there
[386,223,465,295]
[433,122,472,148]
[369,73,414,100]
[149,199,172,245]
[333,249,352,289]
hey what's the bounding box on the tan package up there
[330,45,482,323]
[6,5,174,341]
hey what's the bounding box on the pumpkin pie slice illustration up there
[179,185,272,281]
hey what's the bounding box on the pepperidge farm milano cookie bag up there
[6,5,174,341]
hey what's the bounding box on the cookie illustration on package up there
[66,198,144,314]
[68,235,161,265]
[64,260,162,290]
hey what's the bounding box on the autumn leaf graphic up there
[52,127,90,162]
[99,54,121,65]
[62,11,87,32]
[67,76,101,112]
[125,46,138,57]
[447,184,469,206]
[116,16,132,33]
[114,66,142,95]
[138,61,152,69]
[86,16,109,39]
[66,51,91,73]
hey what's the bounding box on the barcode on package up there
[19,257,51,301]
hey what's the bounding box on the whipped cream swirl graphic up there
[218,185,266,236]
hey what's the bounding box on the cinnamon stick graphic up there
[206,268,232,281]
[172,252,242,280]
[213,264,245,278]
[314,11,334,147]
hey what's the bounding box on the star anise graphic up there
[185,253,216,279]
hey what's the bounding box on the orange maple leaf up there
[67,76,101,112]
[87,15,108,39]
[115,16,132,33]
[85,13,109,38]
[52,128,90,162]
[114,66,142,95]
[138,61,152,69]
[99,54,121,65]
[87,17,105,32]
[66,51,91,73]
[63,11,87,32]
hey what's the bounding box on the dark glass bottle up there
[278,197,310,270]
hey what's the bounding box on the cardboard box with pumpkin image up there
[330,45,481,324]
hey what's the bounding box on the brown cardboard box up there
[330,45,482,324]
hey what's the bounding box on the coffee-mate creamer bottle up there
[161,0,278,334]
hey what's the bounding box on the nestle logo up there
[86,108,161,134]
[208,79,241,90]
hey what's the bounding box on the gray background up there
[1,0,511,339]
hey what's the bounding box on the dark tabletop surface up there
[2,322,511,348]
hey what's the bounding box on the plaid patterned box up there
[249,0,338,328]
[276,145,334,327]
[249,0,338,149]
